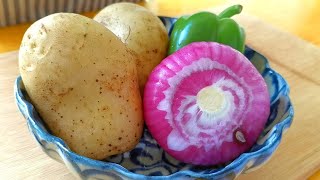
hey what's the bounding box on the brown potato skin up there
[19,13,143,160]
[94,3,169,93]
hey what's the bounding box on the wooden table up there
[1,1,320,179]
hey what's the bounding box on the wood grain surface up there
[0,14,319,180]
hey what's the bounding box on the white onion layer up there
[157,58,253,152]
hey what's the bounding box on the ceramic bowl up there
[14,17,294,180]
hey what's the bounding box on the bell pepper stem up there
[218,5,243,19]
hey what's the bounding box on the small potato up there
[94,3,169,92]
[19,13,143,160]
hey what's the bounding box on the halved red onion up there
[144,42,270,166]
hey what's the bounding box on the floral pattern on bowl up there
[14,16,294,180]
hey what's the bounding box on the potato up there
[19,13,143,160]
[94,3,169,92]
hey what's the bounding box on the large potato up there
[94,3,169,92]
[19,13,143,160]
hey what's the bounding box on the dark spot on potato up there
[153,49,158,53]
[102,128,104,131]
[108,150,111,152]
[84,33,87,37]
[41,23,47,33]
[96,79,99,82]
[100,143,103,146]
[101,73,104,76]
[70,135,73,137]
[30,42,37,49]
[108,144,112,147]
[27,34,31,39]
[60,116,63,118]
[118,137,122,140]
[65,30,68,33]
[100,92,102,94]
[93,62,96,64]
[75,106,78,109]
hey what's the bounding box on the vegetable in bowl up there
[144,42,270,165]
[169,5,245,55]
[94,3,169,93]
[18,13,144,160]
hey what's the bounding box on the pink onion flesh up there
[144,42,270,166]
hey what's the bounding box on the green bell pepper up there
[168,5,245,55]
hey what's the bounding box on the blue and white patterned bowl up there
[14,17,294,180]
